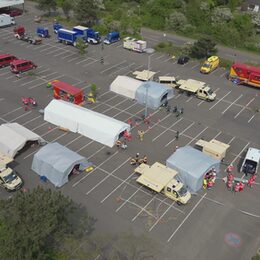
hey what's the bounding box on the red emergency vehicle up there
[48,80,85,105]
[229,62,260,88]
[10,59,37,73]
[0,54,17,68]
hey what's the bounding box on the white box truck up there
[0,14,16,27]
[123,37,147,53]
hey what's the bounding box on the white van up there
[0,14,16,27]
[240,147,260,175]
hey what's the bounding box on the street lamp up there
[144,55,151,118]
[100,42,104,64]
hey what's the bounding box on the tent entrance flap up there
[160,93,168,104]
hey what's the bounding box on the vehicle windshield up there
[202,63,210,68]
[208,89,213,95]
[178,186,188,196]
[3,171,17,183]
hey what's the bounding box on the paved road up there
[141,28,260,64]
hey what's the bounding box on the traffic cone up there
[48,126,52,131]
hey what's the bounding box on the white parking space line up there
[33,44,48,50]
[101,60,127,74]
[76,58,92,65]
[39,46,56,52]
[165,122,195,147]
[0,117,8,123]
[222,94,243,114]
[155,54,165,60]
[210,68,220,75]
[167,193,207,242]
[234,98,255,119]
[61,53,75,59]
[46,49,63,55]
[72,151,119,187]
[248,115,255,123]
[191,63,200,69]
[110,62,135,76]
[1,107,22,117]
[86,157,131,195]
[80,84,91,91]
[230,142,250,165]
[116,44,123,48]
[65,135,82,146]
[28,75,64,89]
[0,98,4,102]
[220,71,228,78]
[100,171,136,203]
[209,91,231,110]
[228,136,236,145]
[22,115,42,126]
[185,96,194,103]
[67,57,79,63]
[31,121,48,131]
[82,59,100,67]
[149,200,176,232]
[53,51,68,57]
[0,71,10,76]
[163,57,173,62]
[125,64,144,75]
[152,118,183,142]
[116,185,143,212]
[186,127,208,145]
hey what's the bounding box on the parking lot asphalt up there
[0,12,260,260]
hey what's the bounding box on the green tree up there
[74,0,98,26]
[59,0,72,19]
[166,11,188,31]
[76,37,88,55]
[0,187,95,260]
[37,0,57,15]
[190,36,217,58]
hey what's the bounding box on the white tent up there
[32,142,91,188]
[44,100,130,147]
[110,75,142,99]
[0,123,42,158]
[0,0,24,9]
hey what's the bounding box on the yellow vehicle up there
[195,139,230,161]
[177,79,216,101]
[134,162,191,205]
[200,56,219,74]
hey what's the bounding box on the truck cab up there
[164,178,191,205]
[0,167,23,191]
[103,31,120,44]
[196,86,216,101]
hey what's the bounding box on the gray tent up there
[136,81,174,109]
[166,146,220,193]
[31,142,91,187]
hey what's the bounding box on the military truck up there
[0,152,23,191]
[177,79,216,101]
[195,139,230,161]
[134,162,191,205]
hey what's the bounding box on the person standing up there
[175,131,179,140]
[138,130,145,141]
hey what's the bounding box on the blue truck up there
[73,25,100,44]
[103,32,120,44]
[57,29,80,46]
[53,22,63,34]
[37,27,49,38]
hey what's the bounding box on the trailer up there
[73,25,100,44]
[57,29,79,46]
[0,14,16,27]
[133,70,156,81]
[123,37,147,53]
[103,31,120,44]
[177,79,216,101]
[135,162,191,205]
[195,139,230,161]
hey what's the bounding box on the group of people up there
[203,168,217,189]
[130,153,148,166]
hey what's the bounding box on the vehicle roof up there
[159,76,176,82]
[136,162,178,193]
[0,152,13,166]
[59,28,77,34]
[0,53,16,59]
[232,62,260,74]
[207,56,219,62]
[195,139,230,154]
[179,79,206,92]
[50,80,83,95]
[73,25,88,30]
[245,147,260,162]
[0,167,12,178]
[11,59,32,65]
[133,70,156,81]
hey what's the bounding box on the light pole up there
[100,42,104,64]
[144,55,151,118]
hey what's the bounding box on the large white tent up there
[44,100,130,147]
[110,75,142,99]
[0,0,24,9]
[0,123,42,158]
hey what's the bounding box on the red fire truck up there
[229,62,260,88]
[48,80,85,105]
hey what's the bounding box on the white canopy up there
[44,100,130,147]
[110,75,142,99]
[0,0,24,9]
[0,123,42,158]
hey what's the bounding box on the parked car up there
[0,54,17,68]
[10,59,37,74]
[177,56,189,65]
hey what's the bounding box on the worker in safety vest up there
[87,92,96,104]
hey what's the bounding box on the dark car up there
[177,56,190,65]
[0,8,23,17]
